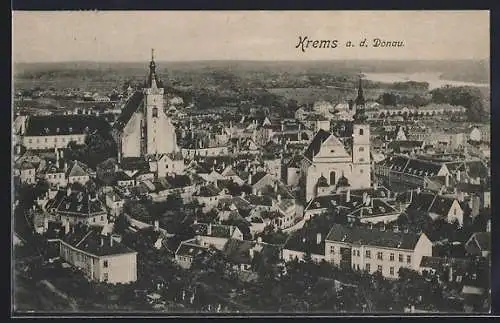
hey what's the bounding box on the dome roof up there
[317,175,329,188]
[337,175,350,187]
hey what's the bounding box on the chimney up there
[154,219,159,231]
[100,236,104,247]
[416,187,421,195]
[369,223,373,230]
[316,233,322,245]
[193,219,198,225]
[110,235,114,247]
[281,122,285,132]
[456,170,461,182]
[114,163,119,172]
[207,223,212,236]
[277,194,281,202]
[274,181,278,192]
[257,236,262,244]
[66,187,72,196]
[55,148,59,164]
[381,224,386,231]
[393,225,399,233]
[362,192,368,204]
[257,190,262,197]
[346,189,351,203]
[448,266,453,282]
[15,145,21,155]
[248,173,252,185]
[445,173,450,187]
[410,190,413,203]
[43,217,49,231]
[64,162,68,173]
[373,182,378,190]
[252,187,257,195]
[241,191,246,199]
[249,248,255,259]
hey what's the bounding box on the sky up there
[12,11,490,63]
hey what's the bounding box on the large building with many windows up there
[324,223,433,279]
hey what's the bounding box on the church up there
[112,50,179,160]
[302,78,372,202]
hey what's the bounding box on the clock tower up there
[144,49,166,155]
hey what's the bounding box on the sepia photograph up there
[12,10,491,315]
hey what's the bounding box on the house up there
[54,227,137,284]
[465,232,490,258]
[282,225,330,263]
[374,155,450,191]
[16,160,36,184]
[66,160,93,186]
[20,114,107,150]
[148,152,185,177]
[46,187,109,226]
[193,184,229,213]
[325,223,433,279]
[222,238,256,272]
[247,171,276,194]
[191,222,244,251]
[115,171,135,187]
[407,191,464,227]
[174,238,212,269]
[418,256,472,283]
[104,190,125,218]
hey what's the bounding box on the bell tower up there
[144,48,165,155]
[352,76,371,188]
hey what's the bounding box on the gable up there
[317,134,350,158]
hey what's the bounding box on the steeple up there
[353,76,367,123]
[147,48,159,89]
[355,76,365,106]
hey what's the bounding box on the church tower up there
[143,49,178,156]
[351,77,371,188]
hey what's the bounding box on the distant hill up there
[14,59,490,84]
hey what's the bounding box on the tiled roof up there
[120,157,150,171]
[222,238,255,265]
[61,228,135,257]
[175,240,210,257]
[283,223,330,255]
[48,189,107,217]
[191,223,235,239]
[195,184,222,197]
[378,155,443,177]
[24,115,110,136]
[388,140,424,150]
[466,232,491,253]
[325,223,422,250]
[408,192,456,217]
[303,129,331,161]
[249,171,268,185]
[67,160,92,177]
[245,194,273,207]
[112,91,144,132]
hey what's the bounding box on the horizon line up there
[13,58,490,65]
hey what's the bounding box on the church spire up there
[148,48,159,89]
[353,76,367,123]
[355,76,365,106]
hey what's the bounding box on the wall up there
[100,253,138,284]
[23,134,86,150]
[121,112,143,158]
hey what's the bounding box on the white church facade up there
[112,50,179,161]
[302,78,372,201]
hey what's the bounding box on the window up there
[103,273,108,282]
[28,139,32,144]
[366,250,371,259]
[399,254,403,262]
[377,252,383,260]
[103,260,108,268]
[352,249,356,256]
[359,129,364,136]
[152,107,158,118]
[45,138,48,143]
[359,147,364,152]
[357,250,360,257]
[359,158,365,163]
[377,265,383,272]
[366,263,371,272]
[390,267,395,276]
[407,255,411,264]
[453,209,457,216]
[101,216,104,221]
[54,138,58,143]
[330,246,335,254]
[390,253,395,261]
[329,171,336,185]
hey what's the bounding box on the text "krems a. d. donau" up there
[295,36,405,52]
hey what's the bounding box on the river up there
[363,72,489,90]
